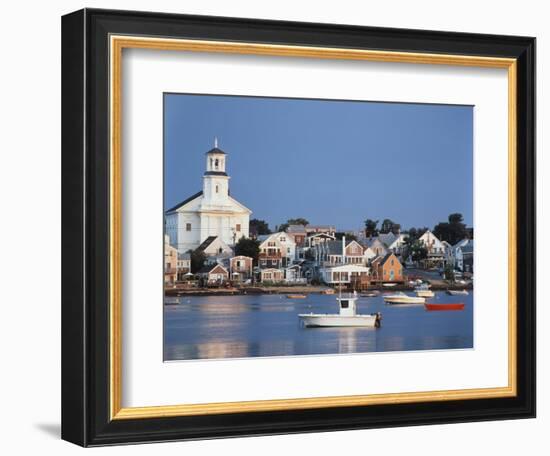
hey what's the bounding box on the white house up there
[418,230,445,255]
[418,230,447,268]
[319,264,370,285]
[258,232,297,268]
[314,237,370,266]
[165,140,252,254]
[453,239,474,272]
[386,233,408,256]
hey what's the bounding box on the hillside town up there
[164,142,473,292]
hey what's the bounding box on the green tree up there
[189,249,206,273]
[406,227,429,241]
[364,219,379,237]
[434,213,468,245]
[409,240,428,263]
[249,218,271,235]
[234,237,260,264]
[278,217,309,232]
[380,218,397,234]
[287,217,309,226]
[444,263,456,282]
[390,223,402,235]
[335,232,358,242]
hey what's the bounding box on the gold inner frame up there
[109,35,518,420]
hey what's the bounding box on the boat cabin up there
[337,295,358,317]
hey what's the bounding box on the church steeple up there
[203,139,230,204]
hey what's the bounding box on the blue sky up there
[164,93,473,231]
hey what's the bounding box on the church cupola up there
[204,137,227,176]
[202,137,230,204]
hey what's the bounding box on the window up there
[340,300,349,309]
[236,224,241,232]
[215,185,219,193]
[215,159,219,169]
[186,223,191,232]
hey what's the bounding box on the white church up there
[165,140,252,254]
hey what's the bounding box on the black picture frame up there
[62,8,535,447]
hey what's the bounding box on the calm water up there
[164,292,473,361]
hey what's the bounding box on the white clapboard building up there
[165,140,252,254]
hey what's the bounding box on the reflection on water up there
[164,293,473,361]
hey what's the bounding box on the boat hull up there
[287,294,307,299]
[416,291,435,298]
[425,303,465,311]
[384,296,425,304]
[298,313,380,327]
[446,290,469,296]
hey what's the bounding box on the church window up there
[215,159,219,169]
[236,224,241,232]
[186,223,191,232]
[216,185,219,193]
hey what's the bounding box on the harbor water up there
[164,292,473,361]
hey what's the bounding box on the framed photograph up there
[62,8,535,446]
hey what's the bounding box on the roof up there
[196,263,229,275]
[257,234,271,243]
[452,238,471,249]
[378,232,397,246]
[379,252,399,266]
[363,237,386,249]
[305,225,335,231]
[205,147,227,155]
[461,241,474,254]
[197,236,218,252]
[165,190,203,214]
[323,240,363,255]
[287,224,306,233]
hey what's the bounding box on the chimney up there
[342,235,346,264]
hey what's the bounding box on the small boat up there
[425,303,465,311]
[287,294,307,299]
[299,291,381,327]
[321,289,335,295]
[416,290,435,298]
[384,292,425,304]
[164,297,180,305]
[446,289,469,296]
[382,283,397,287]
[415,283,434,298]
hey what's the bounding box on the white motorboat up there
[447,289,469,296]
[299,291,381,328]
[416,290,435,298]
[383,292,425,304]
[415,284,435,298]
[382,283,397,287]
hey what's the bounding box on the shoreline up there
[165,283,473,297]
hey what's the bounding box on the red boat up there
[424,303,465,311]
